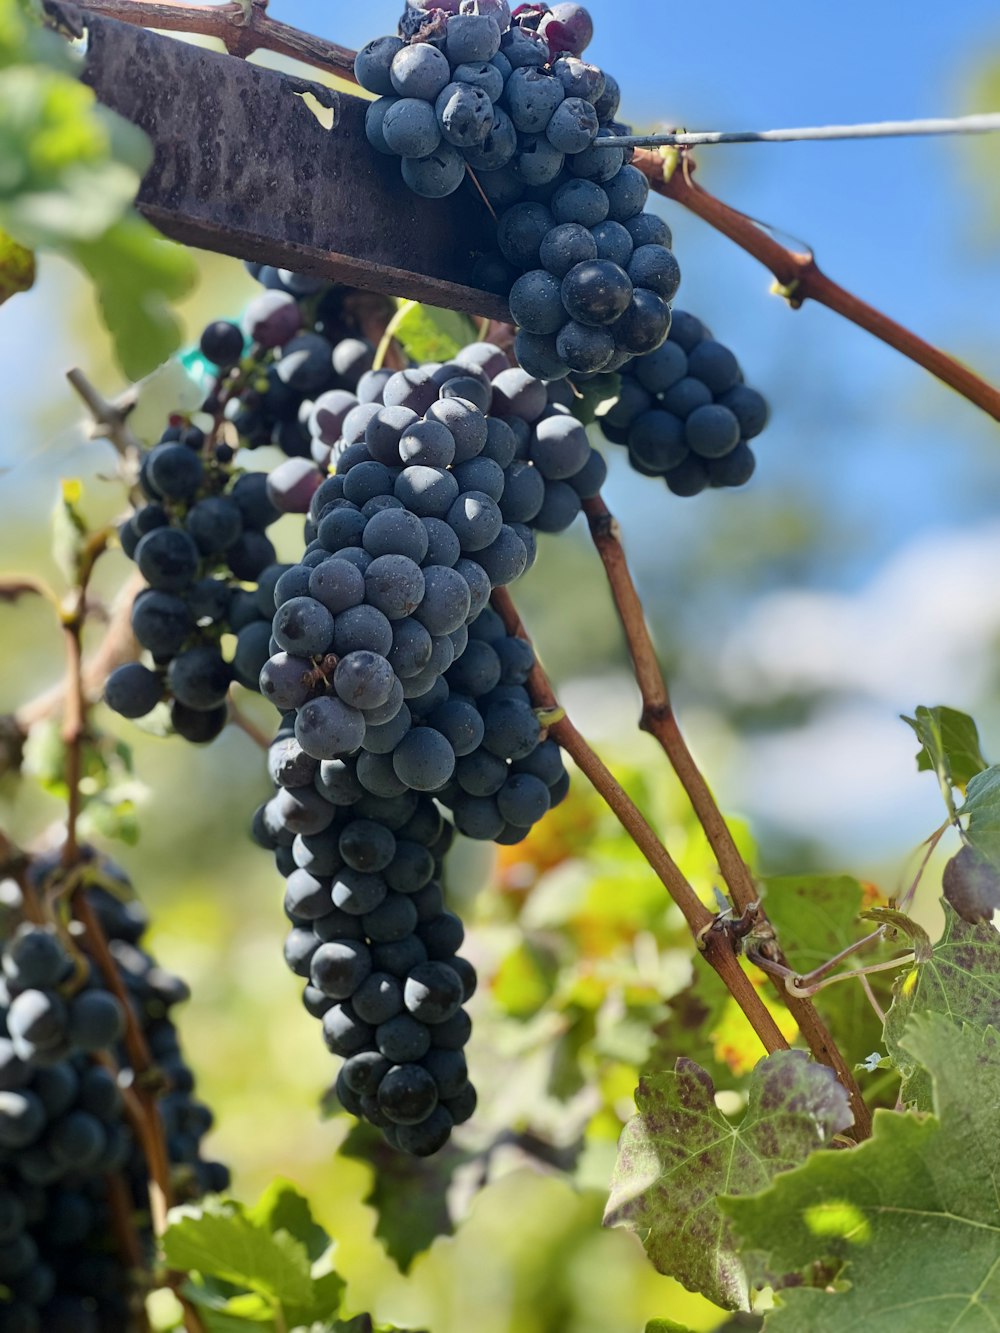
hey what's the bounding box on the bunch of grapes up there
[256,339,601,771]
[106,269,405,745]
[357,3,680,381]
[246,324,601,1150]
[0,855,225,1331]
[254,719,478,1157]
[594,311,770,496]
[106,438,282,744]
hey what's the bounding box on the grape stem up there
[635,151,1000,423]
[490,586,793,1064]
[581,495,873,1140]
[60,528,111,868]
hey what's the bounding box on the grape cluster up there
[0,857,225,1332]
[257,339,602,776]
[594,311,770,496]
[357,3,680,381]
[248,330,597,1149]
[106,432,282,743]
[253,719,479,1157]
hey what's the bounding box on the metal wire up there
[598,112,1000,148]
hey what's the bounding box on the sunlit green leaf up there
[163,1197,314,1310]
[386,300,477,365]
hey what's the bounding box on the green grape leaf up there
[162,1198,315,1310]
[246,1179,331,1266]
[603,1050,853,1310]
[644,1321,697,1333]
[722,1016,1000,1332]
[68,213,197,379]
[902,705,987,794]
[339,1121,461,1272]
[959,764,1000,871]
[882,902,1000,1107]
[386,300,478,365]
[0,69,150,248]
[761,875,894,1071]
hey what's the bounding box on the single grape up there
[104,664,163,719]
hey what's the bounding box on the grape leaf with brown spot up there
[882,902,1000,1107]
[722,1016,1000,1332]
[603,1050,853,1311]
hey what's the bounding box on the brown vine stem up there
[636,151,1000,423]
[70,0,360,83]
[490,587,791,1060]
[580,495,872,1139]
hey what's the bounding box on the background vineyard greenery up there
[2,1,1000,1330]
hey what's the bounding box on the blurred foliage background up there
[1,1,999,1329]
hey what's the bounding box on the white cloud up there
[718,521,1000,708]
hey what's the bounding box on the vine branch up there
[490,587,792,1062]
[68,0,359,82]
[582,495,872,1139]
[636,151,1000,423]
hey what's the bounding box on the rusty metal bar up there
[70,6,508,318]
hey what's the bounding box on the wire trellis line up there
[599,112,1000,148]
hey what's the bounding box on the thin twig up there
[600,112,1000,148]
[490,587,792,1060]
[636,151,1000,422]
[60,531,111,868]
[793,926,886,989]
[581,495,872,1140]
[16,570,144,733]
[858,972,887,1025]
[66,367,144,467]
[897,821,950,912]
[68,0,359,82]
[790,953,915,998]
